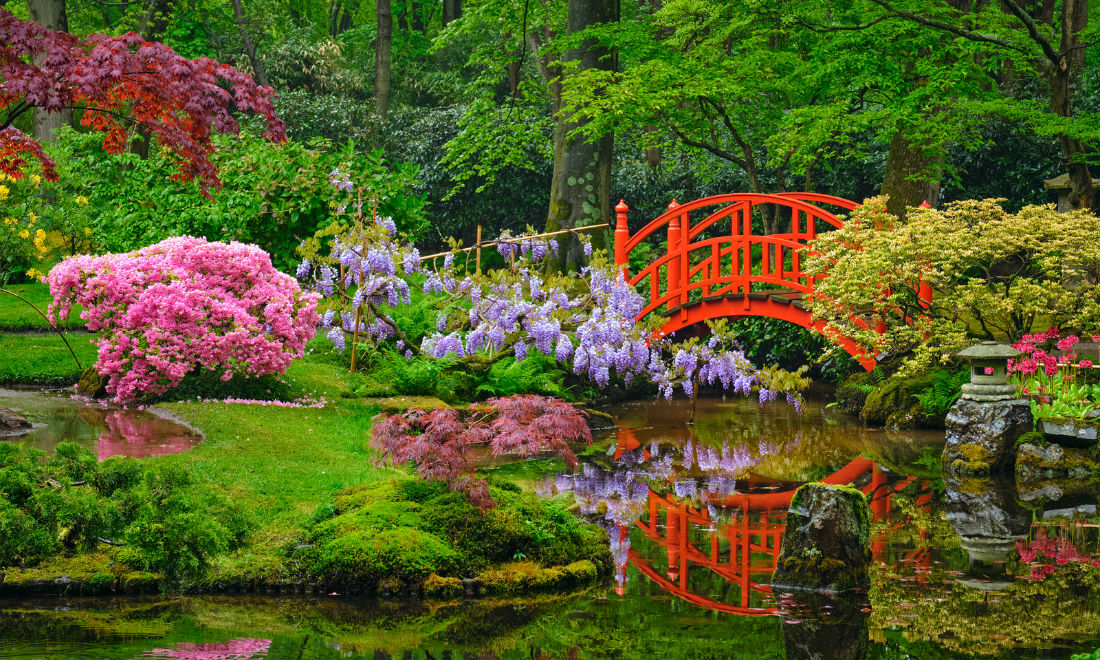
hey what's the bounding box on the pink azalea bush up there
[46,237,320,402]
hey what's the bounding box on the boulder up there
[943,398,1032,474]
[772,483,871,592]
[0,406,31,434]
[1016,442,1099,481]
[76,368,108,399]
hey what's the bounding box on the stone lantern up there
[956,341,1020,402]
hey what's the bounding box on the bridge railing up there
[614,194,859,321]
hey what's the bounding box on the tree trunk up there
[328,0,356,36]
[231,0,269,87]
[442,0,460,27]
[27,0,71,142]
[545,0,618,272]
[373,0,393,118]
[1051,0,1093,210]
[409,0,423,32]
[137,0,172,40]
[881,128,942,218]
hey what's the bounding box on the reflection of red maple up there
[143,637,271,659]
[95,410,199,460]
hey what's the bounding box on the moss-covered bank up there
[0,332,611,599]
[835,367,966,429]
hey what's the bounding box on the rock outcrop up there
[943,398,1032,474]
[772,483,871,592]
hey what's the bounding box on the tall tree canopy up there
[0,8,284,189]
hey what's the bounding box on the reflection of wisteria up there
[547,427,802,591]
[143,637,271,659]
[556,463,651,524]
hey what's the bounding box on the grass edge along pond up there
[0,333,611,598]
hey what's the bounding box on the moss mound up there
[861,371,938,428]
[293,478,610,594]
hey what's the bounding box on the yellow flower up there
[0,185,8,202]
[27,211,36,224]
[75,195,89,206]
[84,227,91,235]
[18,229,30,239]
[31,174,41,186]
[3,217,15,226]
[25,268,45,280]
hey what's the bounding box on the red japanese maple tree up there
[371,395,593,510]
[0,9,285,190]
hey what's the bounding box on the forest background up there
[3,0,1099,281]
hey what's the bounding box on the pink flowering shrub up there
[371,395,592,510]
[46,237,320,402]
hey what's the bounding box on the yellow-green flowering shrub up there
[806,197,1100,374]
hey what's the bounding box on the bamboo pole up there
[417,223,609,262]
[475,225,482,275]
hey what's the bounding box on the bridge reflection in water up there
[602,428,932,615]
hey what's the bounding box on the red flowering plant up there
[1008,327,1100,420]
[370,395,592,510]
[1016,525,1100,582]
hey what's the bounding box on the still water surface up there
[0,388,201,460]
[2,395,1100,659]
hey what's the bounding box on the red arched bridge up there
[612,193,909,371]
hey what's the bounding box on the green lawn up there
[0,282,85,331]
[152,357,396,582]
[0,331,96,385]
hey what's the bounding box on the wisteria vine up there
[295,173,809,407]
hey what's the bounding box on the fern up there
[475,353,568,399]
[916,369,969,417]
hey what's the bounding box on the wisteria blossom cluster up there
[419,244,658,389]
[297,172,807,405]
[46,237,319,402]
[296,206,419,356]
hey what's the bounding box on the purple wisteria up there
[296,172,808,405]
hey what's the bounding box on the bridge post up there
[667,199,681,301]
[916,200,933,309]
[614,199,630,279]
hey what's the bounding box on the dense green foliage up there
[29,129,426,272]
[0,442,250,584]
[808,199,1100,374]
[294,478,609,589]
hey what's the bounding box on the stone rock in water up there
[76,367,108,399]
[0,406,31,434]
[772,483,871,592]
[943,398,1031,474]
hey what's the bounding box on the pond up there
[3,394,1100,659]
[0,388,202,460]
